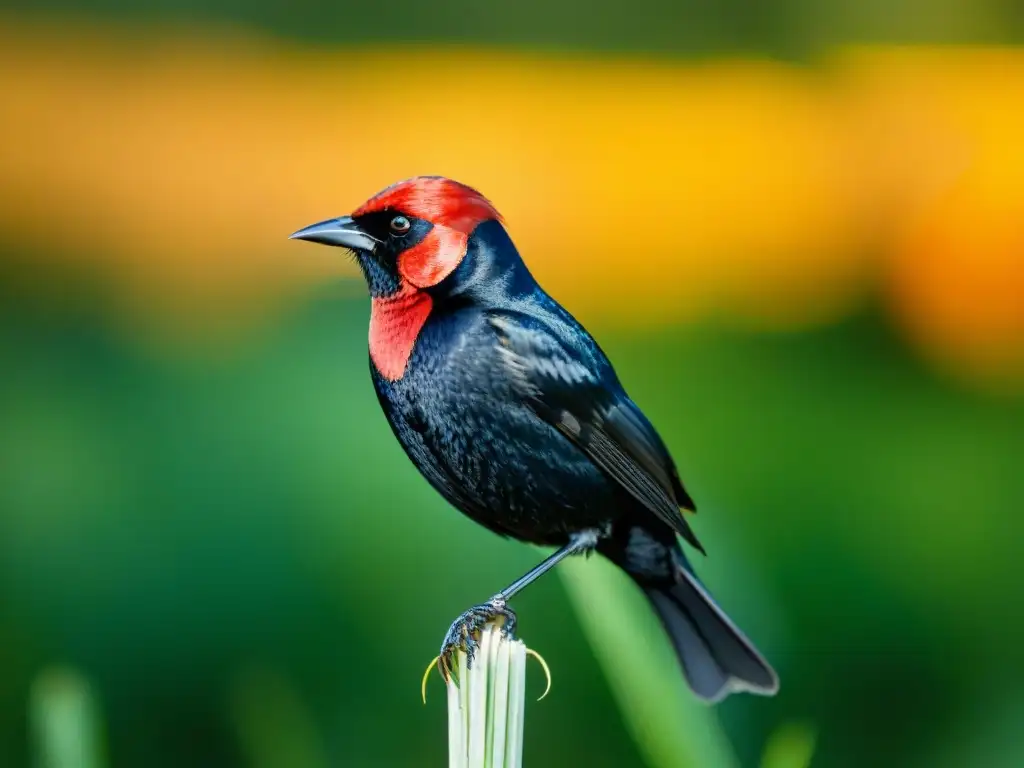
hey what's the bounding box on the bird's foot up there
[438,597,518,682]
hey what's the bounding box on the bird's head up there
[290,176,503,299]
[291,176,517,380]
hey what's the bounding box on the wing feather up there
[489,313,704,553]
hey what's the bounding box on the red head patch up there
[353,176,501,289]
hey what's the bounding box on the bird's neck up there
[428,219,538,306]
[368,221,537,381]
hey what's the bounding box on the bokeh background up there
[2,2,1024,766]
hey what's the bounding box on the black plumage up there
[292,179,778,702]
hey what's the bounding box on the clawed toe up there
[438,599,518,682]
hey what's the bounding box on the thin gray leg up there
[493,528,600,604]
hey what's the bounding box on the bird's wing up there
[488,312,704,554]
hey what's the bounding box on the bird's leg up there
[493,528,601,604]
[438,529,600,680]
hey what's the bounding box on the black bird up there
[291,176,779,702]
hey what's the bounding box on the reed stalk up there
[424,624,549,768]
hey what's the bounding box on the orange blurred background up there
[3,16,1022,385]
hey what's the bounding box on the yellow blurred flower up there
[0,18,1021,386]
[846,48,1024,384]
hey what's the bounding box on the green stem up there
[29,666,107,768]
[559,557,739,768]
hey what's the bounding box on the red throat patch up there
[369,286,433,381]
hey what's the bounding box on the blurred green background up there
[2,1,1024,767]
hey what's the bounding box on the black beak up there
[289,216,378,251]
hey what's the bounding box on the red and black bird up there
[291,176,778,702]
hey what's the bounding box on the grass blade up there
[559,556,739,768]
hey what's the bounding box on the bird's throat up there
[369,287,433,381]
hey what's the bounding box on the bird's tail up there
[607,529,779,702]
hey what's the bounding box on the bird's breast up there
[371,316,623,543]
[369,287,433,381]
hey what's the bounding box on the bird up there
[290,176,779,702]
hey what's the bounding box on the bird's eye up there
[390,215,411,234]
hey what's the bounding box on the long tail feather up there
[608,526,779,702]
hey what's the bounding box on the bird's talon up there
[499,611,518,639]
[438,600,518,684]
